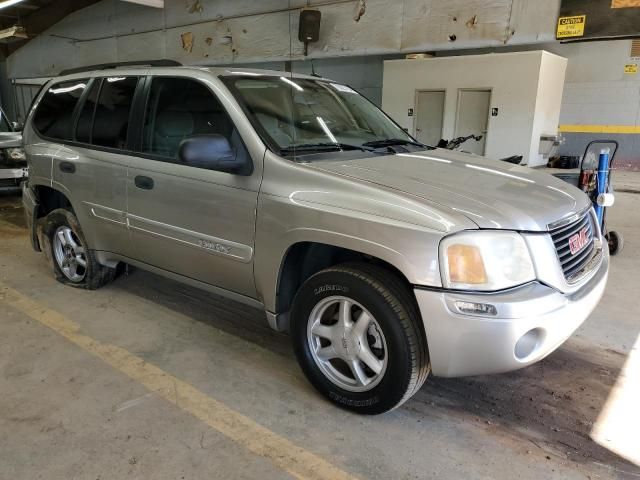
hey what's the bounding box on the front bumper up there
[0,166,28,191]
[415,246,609,377]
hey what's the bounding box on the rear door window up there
[91,76,139,149]
[33,79,88,140]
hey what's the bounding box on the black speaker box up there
[298,9,321,43]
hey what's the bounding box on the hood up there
[0,132,22,149]
[308,149,591,231]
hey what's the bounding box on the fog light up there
[454,301,497,316]
[514,328,543,360]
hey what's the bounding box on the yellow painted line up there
[0,283,358,480]
[559,124,640,134]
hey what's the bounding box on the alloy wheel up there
[307,295,388,392]
[52,225,87,283]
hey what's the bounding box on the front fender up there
[254,193,446,313]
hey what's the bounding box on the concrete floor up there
[1,177,639,480]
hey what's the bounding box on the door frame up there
[413,88,446,141]
[453,88,493,155]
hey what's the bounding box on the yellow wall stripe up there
[559,124,640,134]
[0,283,358,480]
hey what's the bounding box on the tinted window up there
[33,80,88,140]
[75,79,101,143]
[91,76,138,149]
[142,77,240,160]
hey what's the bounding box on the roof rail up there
[58,59,182,76]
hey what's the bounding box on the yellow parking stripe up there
[0,283,358,480]
[559,124,640,134]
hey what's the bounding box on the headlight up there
[439,231,535,291]
[6,147,25,161]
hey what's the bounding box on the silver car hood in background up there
[309,148,591,232]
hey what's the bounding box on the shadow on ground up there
[116,268,640,477]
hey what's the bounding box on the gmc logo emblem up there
[568,227,589,255]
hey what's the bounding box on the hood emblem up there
[568,227,589,255]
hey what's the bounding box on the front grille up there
[550,211,596,281]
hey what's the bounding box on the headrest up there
[155,110,194,137]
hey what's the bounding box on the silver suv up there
[22,67,608,414]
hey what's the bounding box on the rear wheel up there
[291,263,429,414]
[40,208,116,289]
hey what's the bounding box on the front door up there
[126,75,261,298]
[454,89,491,155]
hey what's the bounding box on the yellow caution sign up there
[556,15,586,38]
[624,64,638,74]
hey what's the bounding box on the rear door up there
[126,73,262,297]
[50,75,142,255]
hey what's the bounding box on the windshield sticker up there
[331,83,357,94]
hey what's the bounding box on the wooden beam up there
[5,0,100,55]
[120,0,163,7]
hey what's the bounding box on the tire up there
[291,263,430,414]
[38,208,116,289]
[606,231,623,256]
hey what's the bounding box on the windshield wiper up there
[280,142,375,154]
[362,138,428,148]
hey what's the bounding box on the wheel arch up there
[272,240,420,328]
[33,184,76,217]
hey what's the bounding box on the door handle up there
[59,161,75,173]
[134,175,154,190]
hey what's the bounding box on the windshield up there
[225,75,417,156]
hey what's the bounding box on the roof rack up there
[58,59,182,76]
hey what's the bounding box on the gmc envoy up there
[22,67,608,414]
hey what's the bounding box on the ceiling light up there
[0,0,26,10]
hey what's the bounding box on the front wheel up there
[291,263,430,414]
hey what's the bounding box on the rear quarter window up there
[33,79,89,140]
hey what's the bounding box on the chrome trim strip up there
[547,204,592,231]
[566,246,603,285]
[83,201,127,226]
[126,213,254,263]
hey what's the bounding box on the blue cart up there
[553,140,623,255]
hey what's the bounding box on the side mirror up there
[12,121,23,132]
[178,134,248,174]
